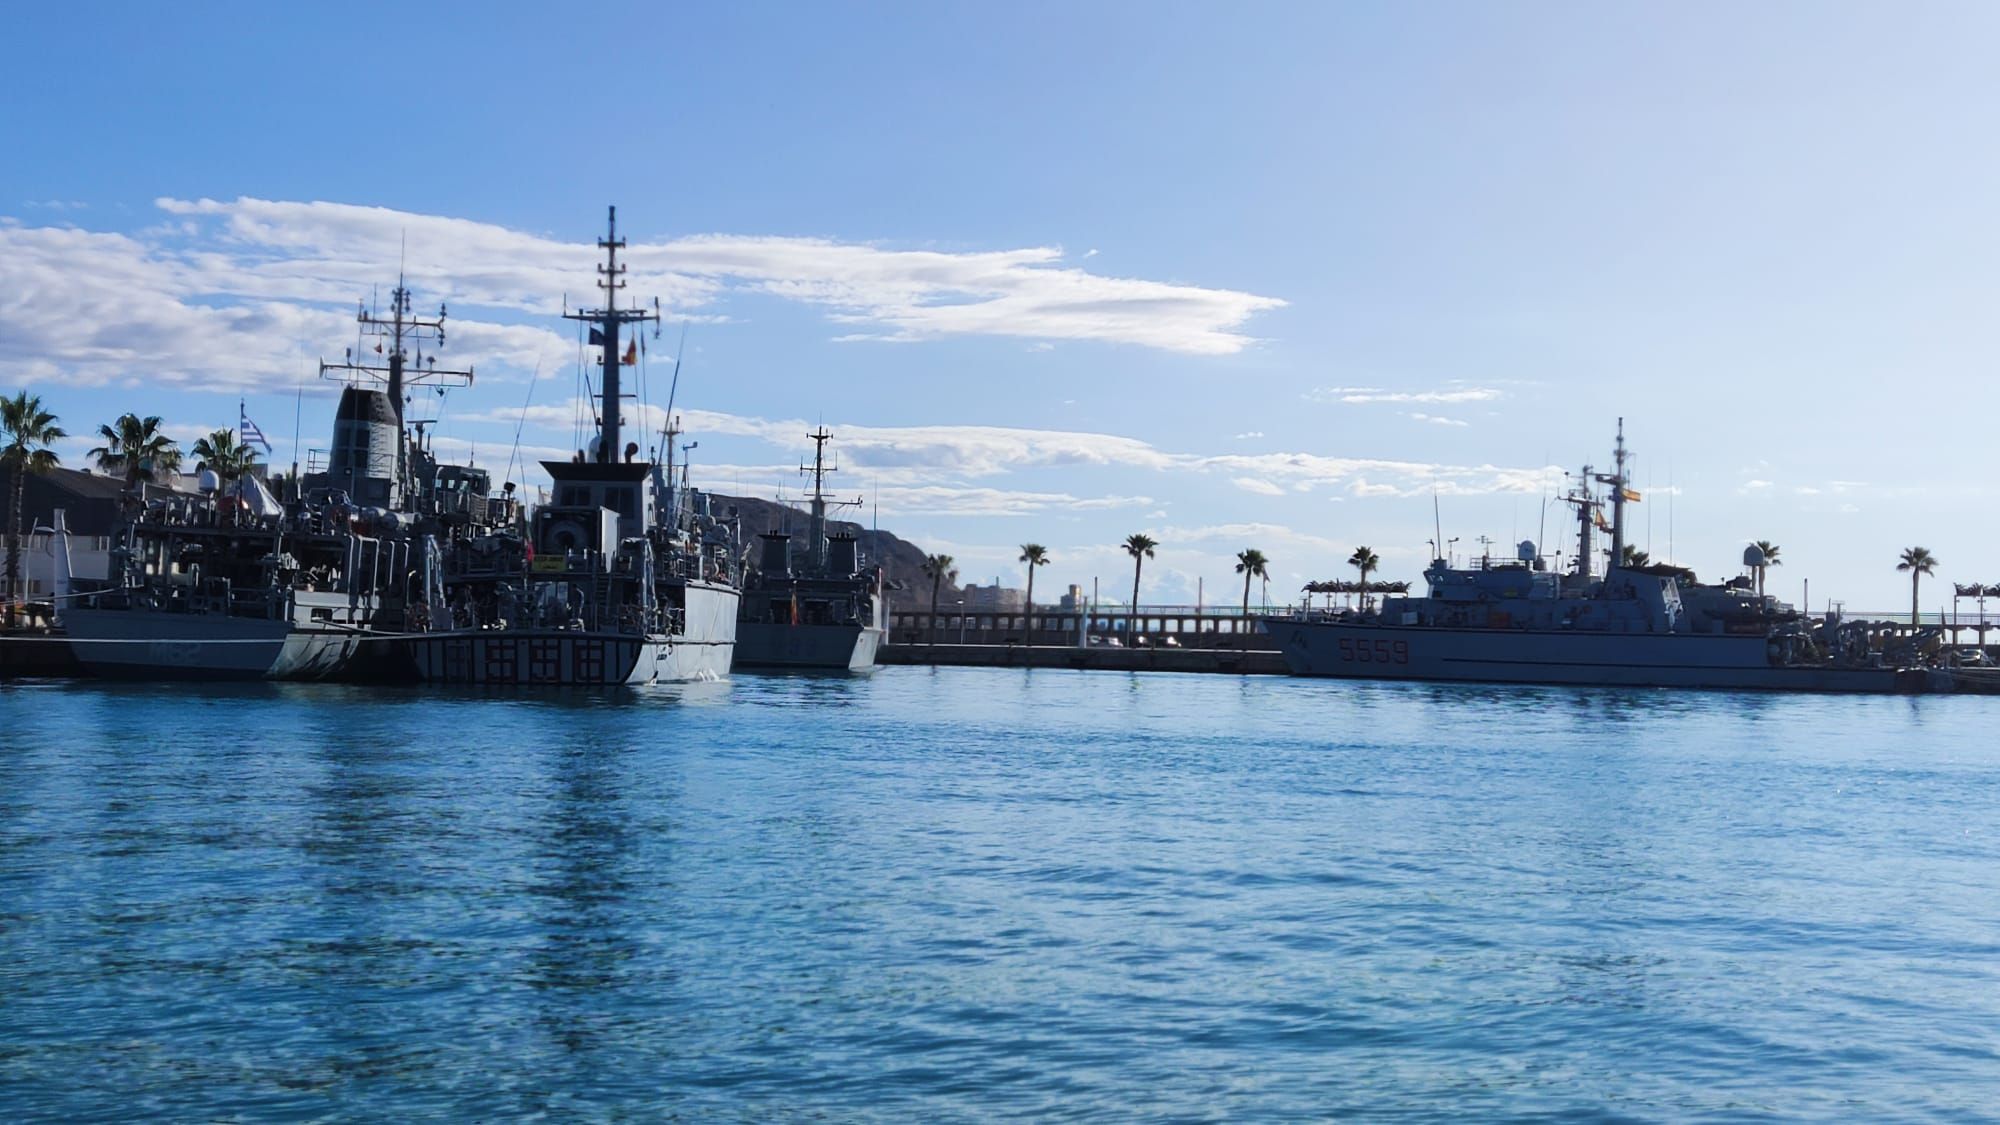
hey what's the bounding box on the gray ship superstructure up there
[1267,422,1928,692]
[399,207,740,685]
[734,427,886,671]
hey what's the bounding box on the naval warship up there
[396,207,740,685]
[1266,422,1929,692]
[733,427,886,671]
[60,275,491,681]
[57,478,379,680]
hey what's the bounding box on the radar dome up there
[1516,540,1537,562]
[196,468,221,494]
[1743,544,1767,568]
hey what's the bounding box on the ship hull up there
[404,583,738,686]
[734,622,884,671]
[1265,618,1916,693]
[61,609,361,681]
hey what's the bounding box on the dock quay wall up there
[879,641,1288,675]
[887,607,1280,650]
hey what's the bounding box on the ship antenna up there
[503,358,543,492]
[658,320,688,459]
[1537,457,1551,568]
[1432,487,1444,565]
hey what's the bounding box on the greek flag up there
[239,404,273,453]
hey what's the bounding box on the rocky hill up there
[710,493,959,608]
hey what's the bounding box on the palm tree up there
[1348,546,1380,610]
[3,393,65,627]
[1235,548,1269,619]
[922,552,957,645]
[90,413,181,487]
[1898,546,1938,627]
[1123,533,1157,632]
[1620,544,1650,568]
[1019,543,1049,640]
[191,428,259,483]
[1752,540,1781,597]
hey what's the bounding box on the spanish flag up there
[622,340,638,365]
[1620,487,1642,503]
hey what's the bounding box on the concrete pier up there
[0,631,83,678]
[881,606,1287,673]
[879,641,1288,675]
[887,606,1279,649]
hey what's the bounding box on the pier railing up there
[886,605,1291,649]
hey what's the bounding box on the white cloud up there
[1406,412,1468,427]
[1232,430,1263,440]
[1230,476,1286,496]
[1305,385,1505,405]
[158,196,1284,354]
[0,198,1285,396]
[486,398,1564,503]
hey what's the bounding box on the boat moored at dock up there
[1266,422,1938,693]
[396,207,740,686]
[734,427,886,672]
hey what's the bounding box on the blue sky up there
[5,2,1998,610]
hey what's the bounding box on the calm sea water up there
[2,668,1997,1121]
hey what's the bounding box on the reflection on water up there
[1,669,1998,1118]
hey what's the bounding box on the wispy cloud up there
[0,197,1286,393]
[1305,385,1505,405]
[1406,412,1468,427]
[1230,477,1286,496]
[488,398,1565,501]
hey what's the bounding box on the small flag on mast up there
[240,403,273,453]
[622,340,638,365]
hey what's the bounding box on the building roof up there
[0,465,134,534]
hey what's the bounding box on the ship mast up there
[1563,464,1597,581]
[802,426,835,572]
[319,277,474,491]
[1594,418,1631,570]
[563,206,660,464]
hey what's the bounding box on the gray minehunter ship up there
[63,276,489,681]
[734,427,886,671]
[59,476,398,681]
[1265,422,1932,692]
[398,207,740,685]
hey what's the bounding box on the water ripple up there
[3,670,1999,1119]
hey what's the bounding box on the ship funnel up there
[759,532,793,579]
[827,533,859,577]
[329,386,400,507]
